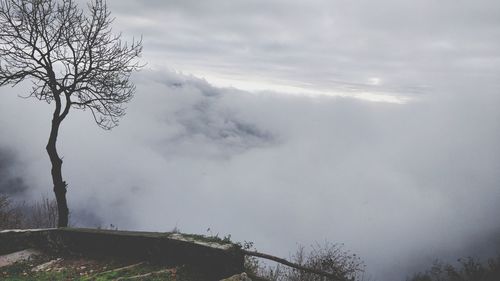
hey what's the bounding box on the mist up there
[0,68,499,280]
[1,0,500,279]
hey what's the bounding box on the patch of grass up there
[2,264,81,281]
[170,232,235,246]
[1,260,179,281]
[87,263,174,280]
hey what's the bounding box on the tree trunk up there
[46,118,69,228]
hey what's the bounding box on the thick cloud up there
[1,1,500,280]
[1,69,499,280]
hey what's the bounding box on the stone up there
[31,258,62,272]
[220,272,252,281]
[0,249,41,268]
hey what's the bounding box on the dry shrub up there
[0,195,23,229]
[0,194,58,229]
[256,242,366,281]
[23,196,58,228]
[408,256,500,281]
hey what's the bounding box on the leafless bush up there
[0,194,58,229]
[0,195,23,229]
[23,195,58,229]
[408,256,500,281]
[254,242,366,281]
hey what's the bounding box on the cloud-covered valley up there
[1,68,499,280]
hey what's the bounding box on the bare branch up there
[0,0,143,127]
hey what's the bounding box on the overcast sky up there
[1,1,500,280]
[109,0,500,99]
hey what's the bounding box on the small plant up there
[171,225,181,234]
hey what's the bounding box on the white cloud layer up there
[2,1,500,280]
[1,69,500,280]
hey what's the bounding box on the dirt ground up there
[0,249,208,281]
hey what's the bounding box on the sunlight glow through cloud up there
[174,69,410,104]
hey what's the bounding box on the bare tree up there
[0,0,142,227]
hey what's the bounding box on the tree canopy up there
[0,0,142,129]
